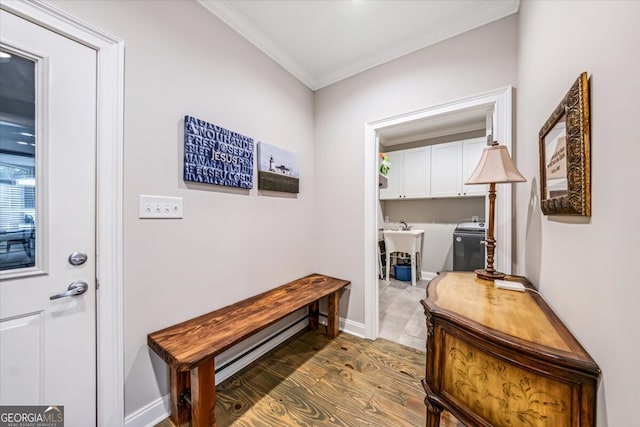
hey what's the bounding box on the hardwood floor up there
[155,328,464,426]
[156,328,422,426]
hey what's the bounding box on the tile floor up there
[378,276,429,352]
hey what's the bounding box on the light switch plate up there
[139,195,183,219]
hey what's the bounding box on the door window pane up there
[0,49,36,271]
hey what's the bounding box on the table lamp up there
[465,141,526,280]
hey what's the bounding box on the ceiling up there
[198,0,520,91]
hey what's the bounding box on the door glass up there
[0,48,36,271]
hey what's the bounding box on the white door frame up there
[0,1,125,425]
[363,87,514,339]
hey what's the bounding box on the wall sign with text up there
[183,115,254,189]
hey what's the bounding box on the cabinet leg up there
[426,408,442,427]
[425,395,443,427]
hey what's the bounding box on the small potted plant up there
[379,153,390,175]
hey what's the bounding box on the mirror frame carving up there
[539,72,591,216]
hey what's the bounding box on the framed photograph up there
[539,72,591,216]
[257,142,300,193]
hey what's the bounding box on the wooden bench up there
[147,273,350,427]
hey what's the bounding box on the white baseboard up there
[124,394,170,427]
[319,315,365,338]
[125,314,361,427]
[421,271,438,281]
[380,271,437,282]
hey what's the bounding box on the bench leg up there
[326,291,340,338]
[191,358,216,427]
[169,369,190,426]
[308,300,319,331]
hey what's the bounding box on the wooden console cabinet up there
[421,272,600,427]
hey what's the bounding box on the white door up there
[0,9,97,426]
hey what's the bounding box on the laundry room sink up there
[382,229,425,286]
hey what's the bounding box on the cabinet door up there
[462,137,487,196]
[431,141,462,197]
[379,151,403,199]
[403,146,431,198]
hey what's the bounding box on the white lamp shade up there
[466,144,526,184]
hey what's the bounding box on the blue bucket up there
[394,264,412,281]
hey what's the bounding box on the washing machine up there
[453,222,486,271]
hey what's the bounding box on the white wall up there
[516,2,640,425]
[383,197,485,224]
[51,0,315,418]
[314,15,518,324]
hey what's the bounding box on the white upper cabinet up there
[379,147,431,200]
[430,141,462,197]
[461,137,487,196]
[379,138,486,200]
[431,137,487,197]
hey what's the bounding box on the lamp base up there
[475,269,506,281]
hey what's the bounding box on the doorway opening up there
[363,87,515,340]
